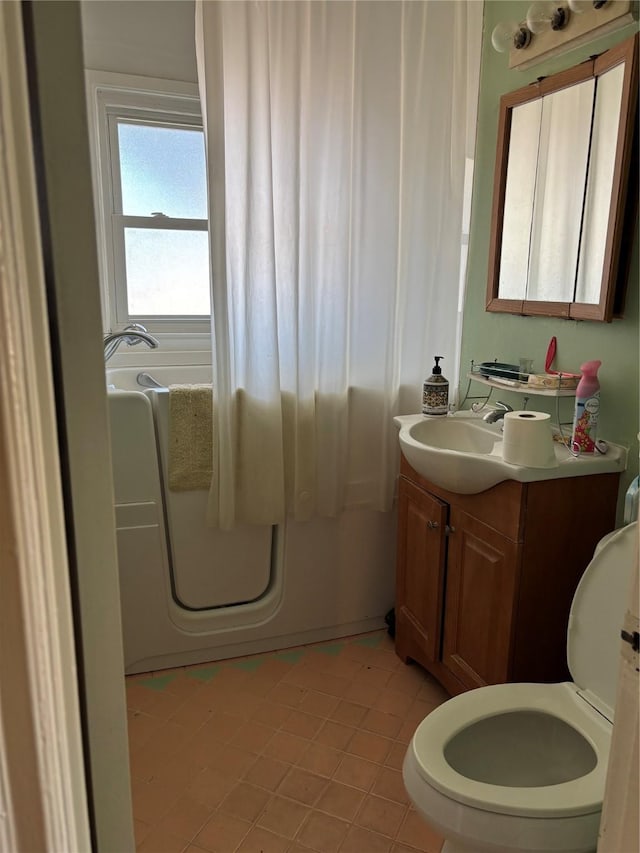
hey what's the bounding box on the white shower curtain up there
[195,0,481,529]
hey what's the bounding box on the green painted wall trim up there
[461,1,639,518]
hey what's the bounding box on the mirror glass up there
[526,78,594,303]
[499,99,540,300]
[575,63,625,304]
[487,34,638,321]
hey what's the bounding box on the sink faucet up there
[103,323,159,362]
[483,401,513,423]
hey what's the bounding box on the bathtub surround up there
[195,1,482,530]
[108,366,395,674]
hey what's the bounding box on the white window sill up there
[103,333,212,369]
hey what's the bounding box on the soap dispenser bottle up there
[422,356,449,417]
[571,360,601,453]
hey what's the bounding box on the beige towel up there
[168,384,214,491]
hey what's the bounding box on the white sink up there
[394,413,627,494]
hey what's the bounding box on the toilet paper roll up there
[501,411,558,469]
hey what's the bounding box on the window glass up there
[124,228,210,315]
[89,74,211,333]
[118,122,208,219]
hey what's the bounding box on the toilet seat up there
[411,681,611,819]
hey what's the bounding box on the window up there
[87,72,211,337]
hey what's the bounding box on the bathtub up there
[106,366,396,673]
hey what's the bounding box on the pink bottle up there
[571,360,601,453]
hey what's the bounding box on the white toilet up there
[403,521,638,853]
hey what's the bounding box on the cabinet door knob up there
[426,520,440,529]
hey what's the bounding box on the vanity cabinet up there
[395,455,621,695]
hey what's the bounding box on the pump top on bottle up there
[422,356,449,417]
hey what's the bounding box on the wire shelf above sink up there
[466,371,576,398]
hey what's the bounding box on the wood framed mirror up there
[486,33,638,322]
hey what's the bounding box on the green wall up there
[461,0,639,518]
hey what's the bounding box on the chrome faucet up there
[103,323,159,362]
[483,401,513,423]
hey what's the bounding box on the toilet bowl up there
[403,521,638,853]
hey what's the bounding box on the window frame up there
[85,71,212,340]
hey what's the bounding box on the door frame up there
[1,2,134,850]
[0,2,90,848]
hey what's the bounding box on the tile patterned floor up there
[126,631,448,853]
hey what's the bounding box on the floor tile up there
[296,742,343,778]
[144,691,187,721]
[314,720,355,751]
[354,633,384,648]
[311,642,345,657]
[296,811,349,853]
[136,826,187,853]
[133,818,151,847]
[230,719,276,754]
[277,767,328,806]
[194,812,252,852]
[129,743,168,783]
[187,767,234,809]
[315,780,364,822]
[268,682,307,708]
[347,730,392,764]
[355,794,406,838]
[131,778,182,826]
[314,655,363,680]
[386,667,425,697]
[344,680,382,708]
[361,708,403,739]
[396,811,444,852]
[127,709,165,750]
[372,767,410,805]
[265,730,310,764]
[298,690,340,719]
[169,699,214,731]
[244,755,290,792]
[340,824,392,853]
[207,744,256,778]
[329,700,368,728]
[219,781,272,822]
[257,795,311,839]
[281,709,324,739]
[274,649,307,664]
[385,741,408,771]
[126,630,450,853]
[164,673,207,700]
[152,753,205,790]
[127,683,166,714]
[236,825,289,852]
[251,700,293,729]
[353,665,392,690]
[155,793,212,842]
[372,688,415,717]
[186,664,222,684]
[333,754,379,791]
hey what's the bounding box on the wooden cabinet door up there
[395,477,448,664]
[442,508,520,689]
